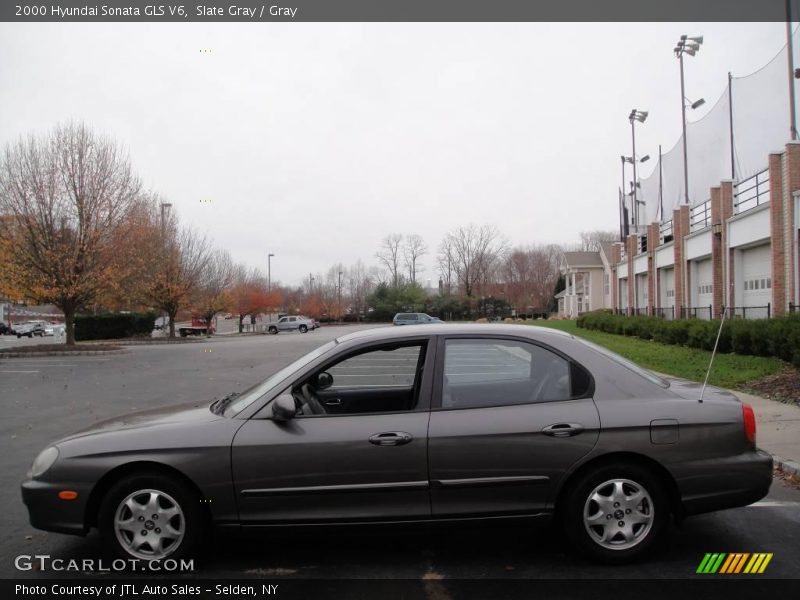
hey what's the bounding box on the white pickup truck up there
[266,315,318,334]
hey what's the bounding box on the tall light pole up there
[621,154,650,235]
[675,34,704,205]
[159,202,172,230]
[267,253,274,292]
[338,270,343,321]
[627,110,648,231]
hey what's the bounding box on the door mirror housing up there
[272,394,297,422]
[315,371,334,390]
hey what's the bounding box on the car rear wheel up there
[562,463,668,563]
[299,325,308,333]
[99,473,204,563]
[268,326,278,334]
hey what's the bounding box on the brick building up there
[612,142,800,319]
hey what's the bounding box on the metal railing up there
[690,199,711,232]
[790,303,799,314]
[659,220,673,245]
[631,307,649,316]
[734,168,770,214]
[722,304,771,320]
[681,305,713,320]
[652,307,675,320]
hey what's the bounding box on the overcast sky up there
[0,22,791,287]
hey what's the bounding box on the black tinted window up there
[297,344,424,416]
[442,339,572,409]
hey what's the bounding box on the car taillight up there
[742,403,756,447]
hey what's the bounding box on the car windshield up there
[222,340,338,416]
[575,338,670,389]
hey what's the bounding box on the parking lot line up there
[0,370,40,373]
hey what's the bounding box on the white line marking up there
[0,370,40,373]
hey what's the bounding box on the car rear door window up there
[441,338,573,409]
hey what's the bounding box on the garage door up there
[694,259,712,319]
[660,268,675,315]
[741,244,772,312]
[636,274,648,311]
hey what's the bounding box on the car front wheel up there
[99,473,204,563]
[562,463,668,563]
[268,326,278,334]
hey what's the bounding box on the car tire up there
[299,325,308,333]
[17,334,21,338]
[562,463,668,563]
[99,473,205,563]
[268,326,278,334]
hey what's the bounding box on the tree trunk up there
[64,306,76,346]
[168,309,178,338]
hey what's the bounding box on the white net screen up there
[633,27,798,227]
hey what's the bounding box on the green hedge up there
[576,310,800,367]
[75,312,157,341]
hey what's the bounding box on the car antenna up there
[699,293,730,403]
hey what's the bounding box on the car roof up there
[335,323,573,344]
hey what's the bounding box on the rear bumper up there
[678,449,773,517]
[21,479,90,536]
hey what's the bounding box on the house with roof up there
[558,244,616,318]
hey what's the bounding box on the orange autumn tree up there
[0,122,141,344]
[229,266,272,333]
[194,249,235,332]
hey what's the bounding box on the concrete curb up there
[0,349,124,358]
[771,454,800,479]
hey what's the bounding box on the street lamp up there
[627,109,648,232]
[159,202,172,230]
[267,253,275,291]
[675,34,704,205]
[338,270,343,321]
[621,154,650,236]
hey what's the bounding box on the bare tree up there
[528,244,561,311]
[146,216,212,338]
[579,230,618,252]
[376,233,403,287]
[441,224,506,297]
[0,122,141,344]
[437,238,454,295]
[403,234,427,285]
[346,260,371,320]
[195,249,235,331]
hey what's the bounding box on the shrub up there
[75,312,156,341]
[575,310,800,362]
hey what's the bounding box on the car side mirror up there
[316,371,334,390]
[272,394,297,422]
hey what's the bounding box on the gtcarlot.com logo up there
[696,552,773,574]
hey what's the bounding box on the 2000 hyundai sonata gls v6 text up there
[22,324,772,563]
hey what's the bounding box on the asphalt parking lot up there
[1,324,799,585]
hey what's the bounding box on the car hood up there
[55,400,222,444]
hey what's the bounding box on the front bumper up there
[678,449,773,517]
[21,479,90,536]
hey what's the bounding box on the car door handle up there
[541,423,584,437]
[324,398,342,406]
[369,431,413,446]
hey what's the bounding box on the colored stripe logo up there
[696,553,773,574]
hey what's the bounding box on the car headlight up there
[28,446,59,479]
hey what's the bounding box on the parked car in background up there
[0,321,10,335]
[15,320,47,338]
[21,324,771,564]
[393,312,443,326]
[266,315,318,334]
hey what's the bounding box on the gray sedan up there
[21,324,771,564]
